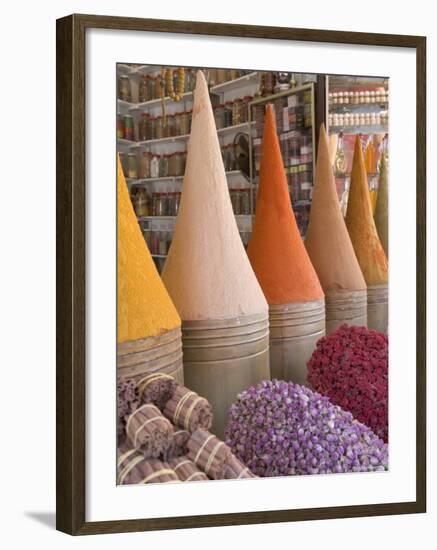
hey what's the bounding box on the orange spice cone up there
[162,71,270,437]
[345,136,388,332]
[305,125,367,334]
[247,104,325,385]
[374,151,389,257]
[117,157,184,383]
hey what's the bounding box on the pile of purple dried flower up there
[225,379,388,477]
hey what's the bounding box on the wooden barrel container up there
[325,289,367,335]
[367,283,388,333]
[181,313,270,439]
[117,327,184,384]
[269,299,325,386]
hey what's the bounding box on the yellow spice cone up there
[345,136,388,285]
[374,152,389,257]
[305,125,366,292]
[117,157,181,343]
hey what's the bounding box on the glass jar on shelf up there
[147,116,156,141]
[241,96,252,123]
[117,114,125,139]
[150,154,160,178]
[127,153,138,179]
[140,151,152,179]
[133,188,149,217]
[149,229,159,254]
[167,153,176,177]
[261,72,275,96]
[173,112,182,136]
[216,68,227,84]
[223,145,234,172]
[138,75,149,103]
[231,99,243,126]
[174,151,185,176]
[174,192,181,215]
[179,111,190,135]
[153,193,164,216]
[143,229,152,250]
[214,104,225,130]
[165,114,175,137]
[118,75,131,102]
[154,116,164,140]
[224,102,233,127]
[147,75,156,100]
[123,114,135,141]
[138,113,149,141]
[160,154,169,178]
[159,231,168,255]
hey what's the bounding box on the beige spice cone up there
[162,71,268,321]
[305,125,366,292]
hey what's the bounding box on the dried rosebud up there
[307,325,388,441]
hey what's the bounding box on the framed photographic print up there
[56,13,426,535]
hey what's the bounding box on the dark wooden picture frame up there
[56,13,426,535]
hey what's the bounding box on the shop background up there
[0,0,434,548]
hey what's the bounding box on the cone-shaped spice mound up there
[247,104,323,304]
[374,152,389,256]
[162,71,267,320]
[307,325,388,442]
[225,379,388,476]
[328,133,338,166]
[117,158,181,343]
[345,136,388,285]
[305,125,366,292]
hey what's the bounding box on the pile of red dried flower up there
[307,325,388,442]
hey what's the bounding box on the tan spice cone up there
[305,125,367,334]
[161,71,270,438]
[328,133,339,167]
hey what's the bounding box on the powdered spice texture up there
[117,159,181,343]
[248,104,323,304]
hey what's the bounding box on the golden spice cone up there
[117,158,181,343]
[345,136,388,286]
